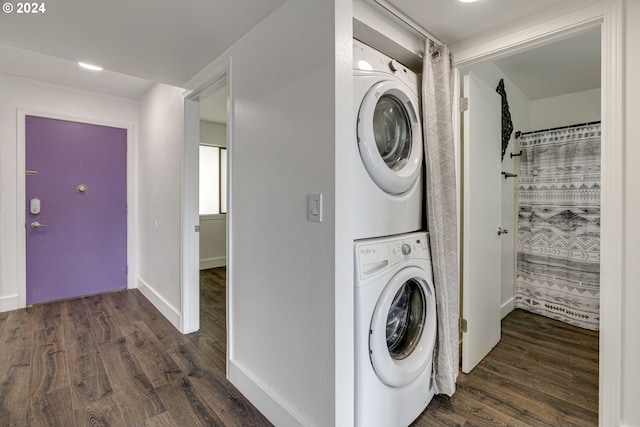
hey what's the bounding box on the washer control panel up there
[387,236,429,265]
[356,232,431,280]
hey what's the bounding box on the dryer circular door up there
[357,80,423,195]
[369,266,436,388]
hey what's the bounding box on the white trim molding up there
[598,1,625,426]
[200,257,227,270]
[449,2,624,426]
[452,2,607,67]
[228,360,307,427]
[136,276,181,328]
[500,297,515,320]
[180,98,201,334]
[0,294,18,312]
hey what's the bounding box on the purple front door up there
[25,116,127,305]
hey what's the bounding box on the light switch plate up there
[308,193,323,223]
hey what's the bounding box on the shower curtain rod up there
[371,0,443,45]
[516,120,601,138]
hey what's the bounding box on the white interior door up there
[461,71,502,373]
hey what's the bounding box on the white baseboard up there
[501,297,515,319]
[0,294,18,312]
[200,256,226,270]
[228,359,307,427]
[136,277,181,330]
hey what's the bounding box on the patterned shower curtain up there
[422,40,459,396]
[515,123,601,331]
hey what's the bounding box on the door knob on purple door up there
[30,221,48,229]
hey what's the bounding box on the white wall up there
[530,88,601,130]
[186,0,348,425]
[199,120,227,269]
[622,1,640,424]
[498,74,530,319]
[199,215,226,269]
[0,74,138,311]
[200,120,226,146]
[467,62,531,318]
[137,82,185,328]
[227,1,336,423]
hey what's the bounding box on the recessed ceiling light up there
[78,62,103,71]
[458,0,480,2]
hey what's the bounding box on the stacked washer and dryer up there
[353,39,437,427]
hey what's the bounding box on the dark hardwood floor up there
[0,268,598,426]
[412,309,599,427]
[0,267,271,427]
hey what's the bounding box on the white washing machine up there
[353,39,424,240]
[355,232,436,427]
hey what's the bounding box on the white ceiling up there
[381,0,578,45]
[0,0,287,95]
[492,29,601,100]
[0,0,601,101]
[0,43,154,99]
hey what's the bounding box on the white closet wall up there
[530,88,601,130]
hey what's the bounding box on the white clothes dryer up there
[354,232,436,427]
[353,39,424,239]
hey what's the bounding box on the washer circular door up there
[357,80,423,195]
[369,266,436,388]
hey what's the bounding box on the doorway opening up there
[194,84,230,364]
[181,60,232,371]
[458,25,602,425]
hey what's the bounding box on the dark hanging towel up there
[496,79,513,162]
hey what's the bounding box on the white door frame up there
[453,2,623,426]
[180,97,201,334]
[181,60,232,340]
[15,109,136,308]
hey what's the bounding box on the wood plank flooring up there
[412,309,599,427]
[0,268,270,427]
[0,268,598,426]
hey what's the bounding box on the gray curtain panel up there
[422,40,459,396]
[516,123,601,331]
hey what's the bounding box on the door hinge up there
[460,318,468,333]
[126,265,129,275]
[194,225,200,232]
[460,97,469,112]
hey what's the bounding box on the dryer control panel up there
[353,39,419,94]
[355,232,431,280]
